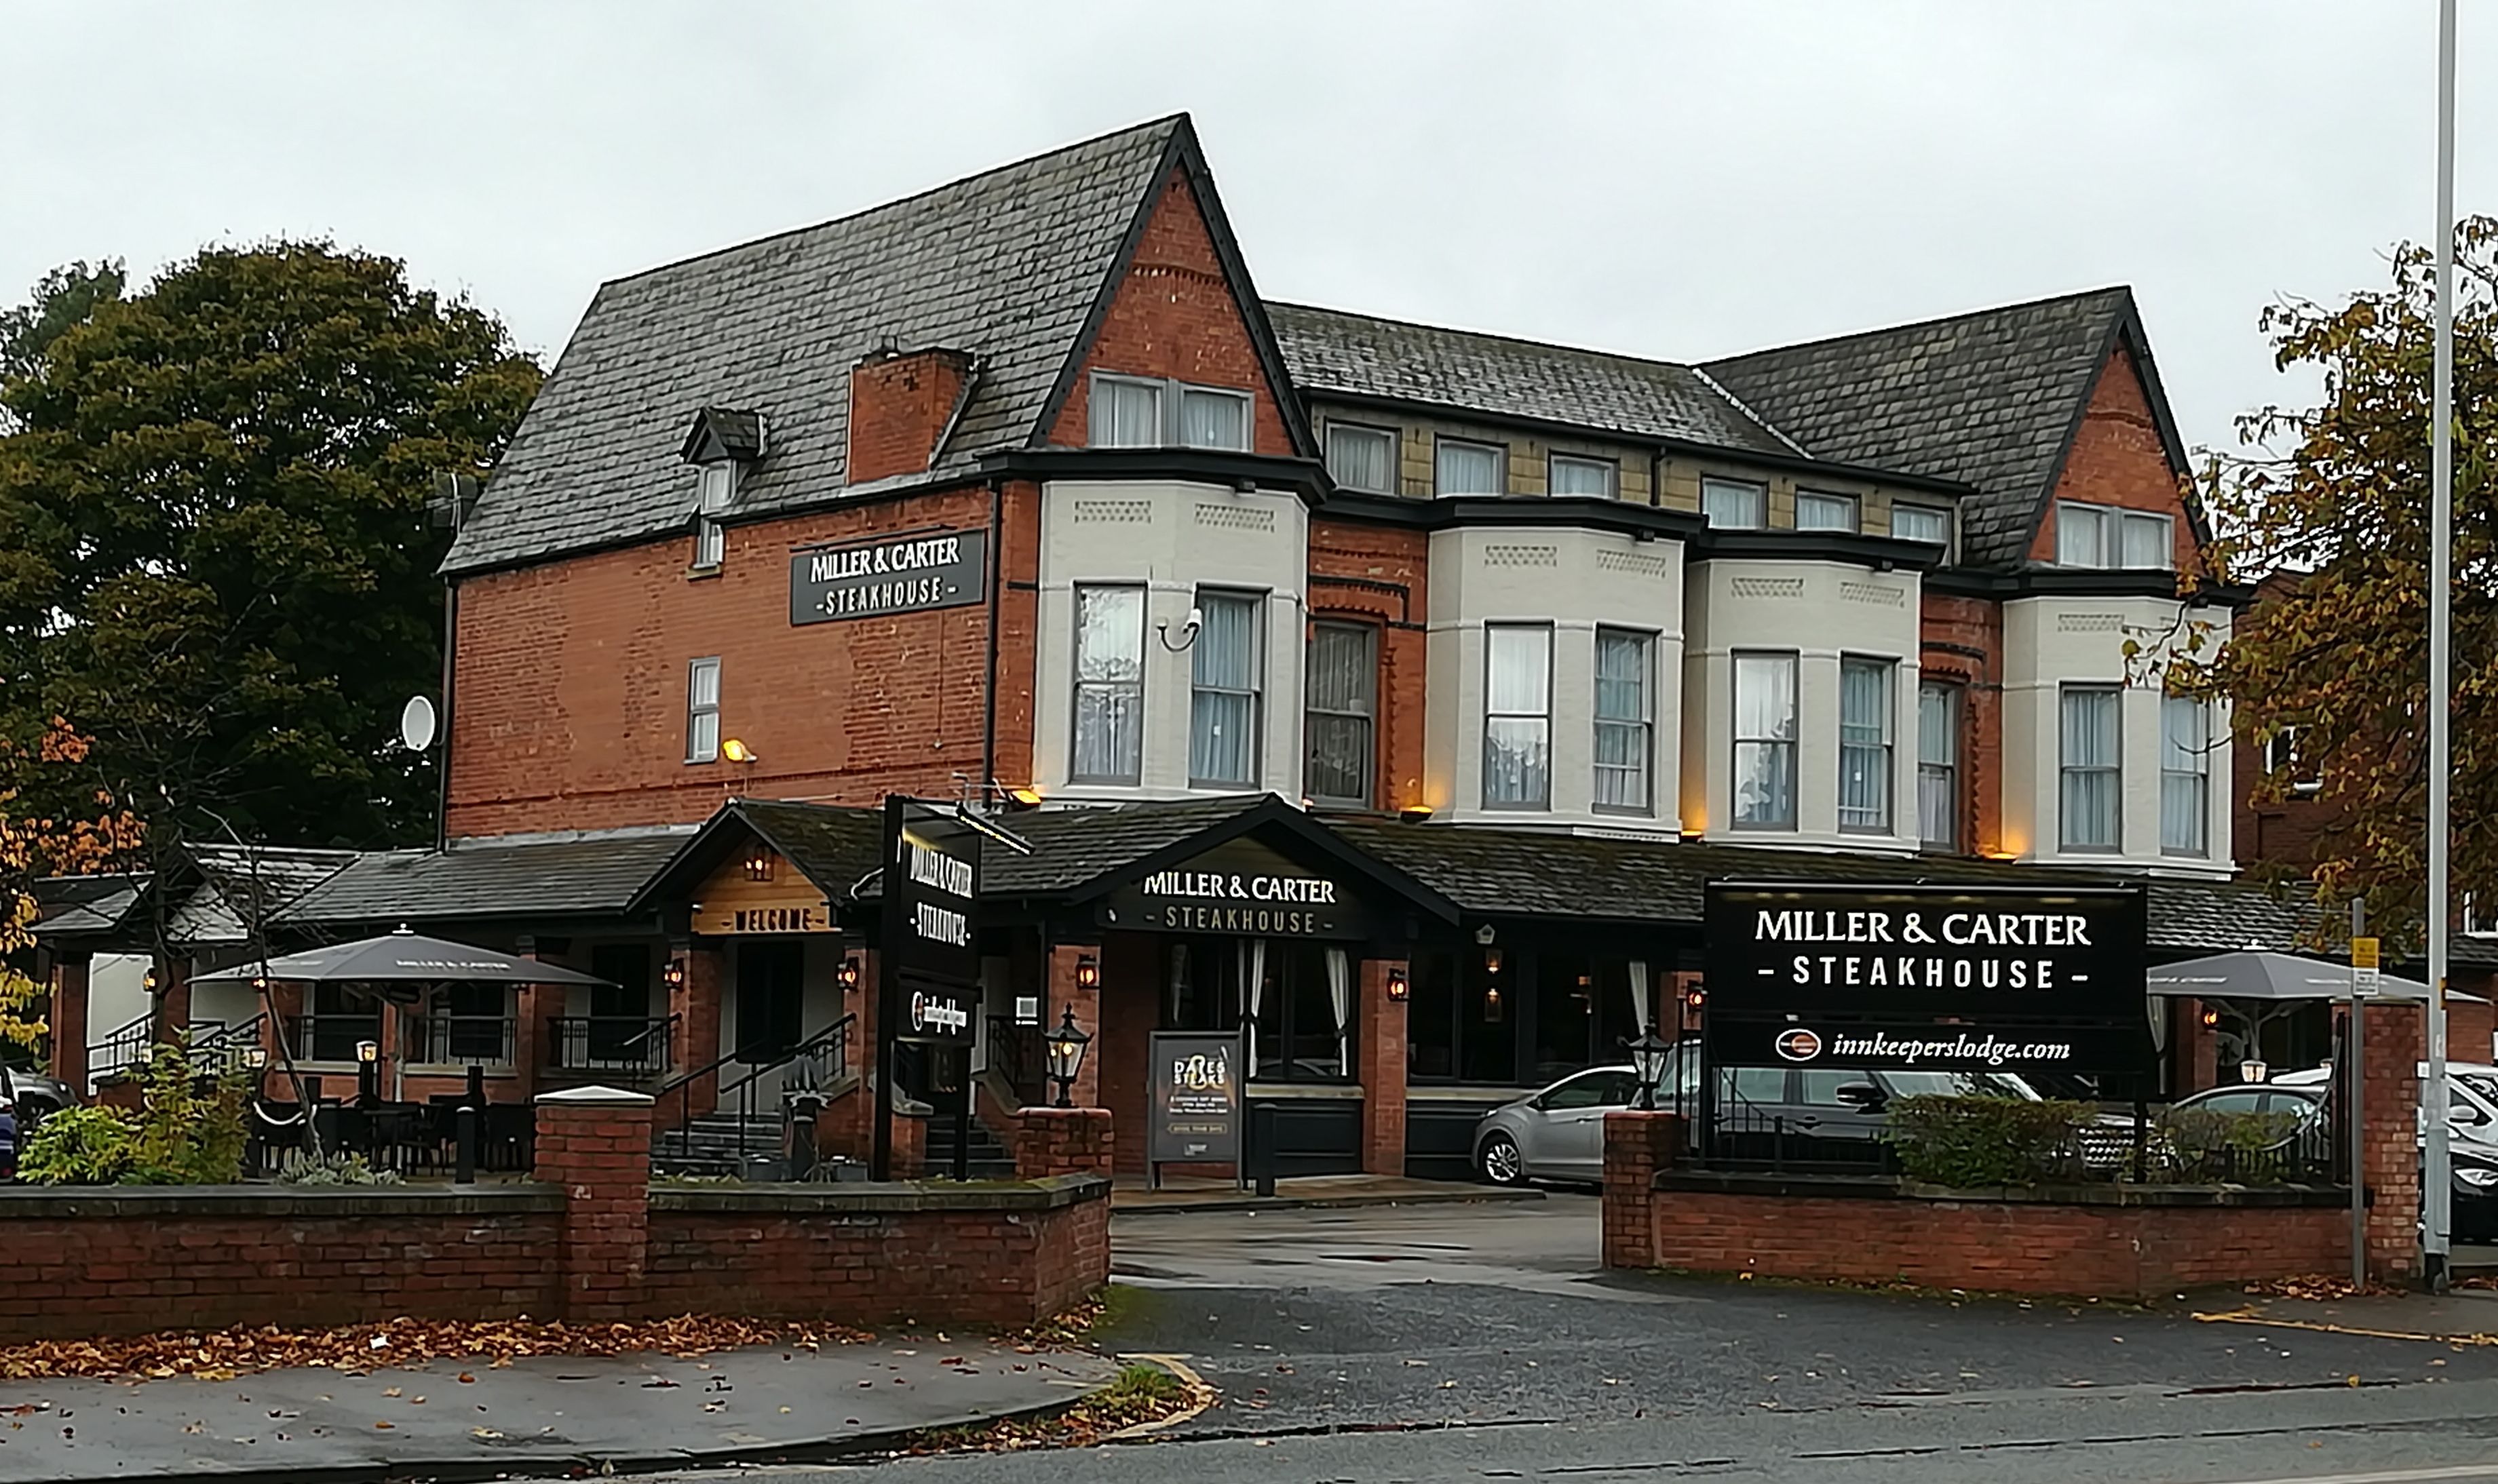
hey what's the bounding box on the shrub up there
[280,1152,402,1186]
[2159,1108,2307,1183]
[20,1106,138,1185]
[1880,1094,2100,1188]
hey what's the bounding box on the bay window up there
[1189,591,1262,787]
[1482,625,1552,808]
[2059,686,2121,851]
[1732,652,1797,829]
[1072,585,1145,783]
[1592,627,1653,813]
[1838,657,1892,832]
[2161,695,2210,855]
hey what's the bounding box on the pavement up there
[1111,1171,1546,1213]
[0,1338,1117,1483]
[641,1194,2498,1484]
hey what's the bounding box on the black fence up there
[549,1015,676,1076]
[246,1099,535,1177]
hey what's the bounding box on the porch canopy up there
[2145,950,2434,1003]
[190,926,609,986]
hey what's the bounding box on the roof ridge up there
[596,113,1188,294]
[1702,285,2135,368]
[1687,364,1810,458]
[1271,299,1705,376]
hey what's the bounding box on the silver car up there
[1472,1065,1644,1186]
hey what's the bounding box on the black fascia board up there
[1923,566,2258,610]
[977,446,1329,505]
[1296,387,1977,499]
[1025,796,1461,923]
[1317,491,1708,542]
[1693,528,1949,573]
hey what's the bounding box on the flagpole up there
[2425,0,2458,1282]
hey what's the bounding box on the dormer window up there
[678,407,767,574]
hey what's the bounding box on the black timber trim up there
[1006,796,1461,923]
[1025,117,1320,463]
[1296,388,1977,498]
[628,800,877,916]
[1923,566,2257,610]
[1317,491,1708,542]
[1693,528,1948,572]
[977,446,1329,503]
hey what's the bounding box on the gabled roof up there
[444,115,1212,575]
[1271,303,1801,460]
[170,844,358,945]
[630,798,886,913]
[30,874,149,941]
[275,830,692,926]
[1702,288,2188,570]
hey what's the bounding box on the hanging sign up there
[1702,882,2151,1076]
[790,529,987,625]
[880,796,982,1045]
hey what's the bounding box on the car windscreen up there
[1878,1070,2043,1101]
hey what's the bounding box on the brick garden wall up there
[0,1188,563,1342]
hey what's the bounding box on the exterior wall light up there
[836,956,862,992]
[143,967,159,994]
[744,850,775,882]
[662,957,688,992]
[355,1040,381,1064]
[1007,785,1044,807]
[1045,1007,1093,1108]
[2200,1007,2221,1029]
[1399,804,1435,823]
[244,1047,269,1070]
[1075,953,1101,990]
[722,738,756,764]
[1385,966,1410,1002]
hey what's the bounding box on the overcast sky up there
[5,2,2491,459]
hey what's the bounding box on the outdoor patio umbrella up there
[2145,950,2431,1002]
[190,926,609,986]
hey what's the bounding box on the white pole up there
[2425,0,2458,1278]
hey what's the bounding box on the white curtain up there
[1238,939,1268,1075]
[1629,960,1651,1036]
[1189,593,1258,785]
[1326,948,1351,1074]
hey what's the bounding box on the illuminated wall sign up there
[790,529,988,625]
[1100,841,1370,941]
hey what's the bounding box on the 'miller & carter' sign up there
[790,529,987,625]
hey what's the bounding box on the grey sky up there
[5,1,2491,461]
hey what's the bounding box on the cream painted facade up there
[1032,479,1311,804]
[1419,526,1687,829]
[1679,559,1923,853]
[2001,595,2236,877]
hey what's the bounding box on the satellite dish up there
[398,695,439,752]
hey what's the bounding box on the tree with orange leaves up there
[0,720,144,1051]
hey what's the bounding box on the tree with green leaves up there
[0,242,541,851]
[2173,217,2498,950]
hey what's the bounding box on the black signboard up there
[879,796,982,1045]
[1147,1031,1244,1186]
[1100,840,1370,941]
[790,529,987,626]
[1702,882,2151,1077]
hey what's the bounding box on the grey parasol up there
[190,926,609,986]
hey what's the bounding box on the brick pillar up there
[667,943,725,1119]
[1358,957,1408,1175]
[1048,943,1102,1109]
[46,954,90,1093]
[2177,997,2219,1095]
[261,979,305,1101]
[1013,1106,1114,1178]
[2361,999,2427,1283]
[151,955,191,1040]
[1601,1111,1685,1270]
[534,1085,654,1321]
[891,1106,926,1179]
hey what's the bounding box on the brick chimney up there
[847,347,975,484]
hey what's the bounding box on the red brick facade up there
[1600,1110,1685,1270]
[1917,591,2007,857]
[2025,347,2199,573]
[1307,518,1429,813]
[848,348,974,484]
[1011,1106,1115,1178]
[535,1089,655,1321]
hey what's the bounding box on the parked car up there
[0,1063,77,1122]
[1473,1065,1642,1186]
[2273,1063,2498,1149]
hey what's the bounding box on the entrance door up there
[733,941,806,1063]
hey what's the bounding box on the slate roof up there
[442,116,1191,575]
[275,830,693,926]
[982,795,1279,897]
[1270,304,1801,459]
[171,844,358,944]
[718,799,885,901]
[29,874,149,939]
[1702,288,2151,570]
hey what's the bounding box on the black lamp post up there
[1626,1027,1671,1111]
[1045,1007,1093,1109]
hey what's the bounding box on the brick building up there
[35,114,2384,1175]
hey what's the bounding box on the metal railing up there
[985,1014,1045,1106]
[548,1015,676,1076]
[652,1015,855,1172]
[88,1013,230,1080]
[189,1013,268,1076]
[284,1013,384,1064]
[408,1014,517,1067]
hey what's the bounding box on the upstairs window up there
[1072,585,1146,783]
[693,462,734,569]
[685,658,722,764]
[1189,591,1263,787]
[1326,424,1398,494]
[1088,374,1252,450]
[2161,696,2211,857]
[1917,681,1960,850]
[1549,454,1617,498]
[1796,490,1859,532]
[2264,726,2322,797]
[1703,477,1767,529]
[1733,652,1798,829]
[2059,686,2121,851]
[1592,628,1653,813]
[1436,437,1507,495]
[1838,657,1892,833]
[1305,623,1376,806]
[1482,625,1552,808]
[1892,503,1951,547]
[2058,501,2173,570]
